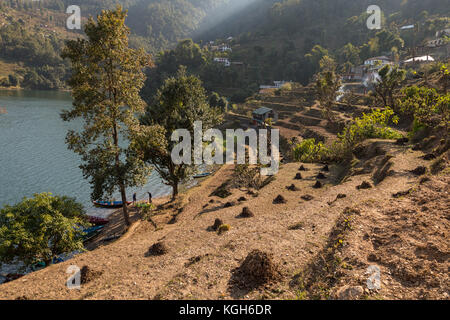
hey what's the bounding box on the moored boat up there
[93,200,132,209]
[193,172,212,179]
[87,216,110,226]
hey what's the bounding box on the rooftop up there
[253,107,273,115]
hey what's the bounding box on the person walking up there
[133,193,137,205]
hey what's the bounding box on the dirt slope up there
[1,138,447,300]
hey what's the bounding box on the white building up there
[214,57,231,67]
[218,45,232,52]
[403,55,435,64]
[259,81,290,89]
[364,56,394,71]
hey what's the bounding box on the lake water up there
[0,89,173,218]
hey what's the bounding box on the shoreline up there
[0,166,219,283]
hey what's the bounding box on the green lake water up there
[0,89,172,217]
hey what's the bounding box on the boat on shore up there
[193,172,212,179]
[87,216,110,226]
[93,200,132,209]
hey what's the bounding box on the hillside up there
[1,65,449,299]
[1,123,448,300]
[0,4,81,89]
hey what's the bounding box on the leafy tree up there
[0,193,89,268]
[209,92,229,112]
[337,43,360,68]
[61,6,151,226]
[136,68,223,200]
[373,65,406,109]
[316,61,341,122]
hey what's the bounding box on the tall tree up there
[316,56,341,122]
[61,6,151,226]
[136,68,223,201]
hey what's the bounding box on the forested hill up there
[0,0,251,90]
[0,0,448,92]
[141,0,448,103]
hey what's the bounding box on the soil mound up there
[80,266,103,284]
[238,207,254,218]
[146,241,169,257]
[273,195,287,204]
[232,250,281,288]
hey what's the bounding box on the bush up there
[398,86,449,134]
[291,108,401,162]
[218,224,231,235]
[292,138,329,163]
[337,107,401,151]
[0,193,89,268]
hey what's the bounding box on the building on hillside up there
[252,107,278,126]
[400,25,415,30]
[342,66,364,81]
[218,45,232,52]
[259,81,290,90]
[214,57,231,67]
[402,55,435,65]
[426,38,446,48]
[364,56,394,71]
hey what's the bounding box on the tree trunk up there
[120,184,131,226]
[172,182,178,202]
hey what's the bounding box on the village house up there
[259,81,290,90]
[252,107,278,126]
[218,45,232,52]
[402,55,435,65]
[342,65,364,81]
[363,56,394,71]
[213,57,231,67]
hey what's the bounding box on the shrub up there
[338,107,401,151]
[291,108,401,162]
[292,138,329,163]
[398,86,449,134]
[218,224,231,235]
[0,193,89,268]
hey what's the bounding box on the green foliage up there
[398,86,450,133]
[209,92,229,112]
[137,67,223,200]
[338,107,401,150]
[61,6,151,226]
[315,67,341,122]
[0,193,89,268]
[292,108,401,162]
[373,65,406,108]
[292,139,329,163]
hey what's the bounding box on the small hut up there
[252,107,278,126]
